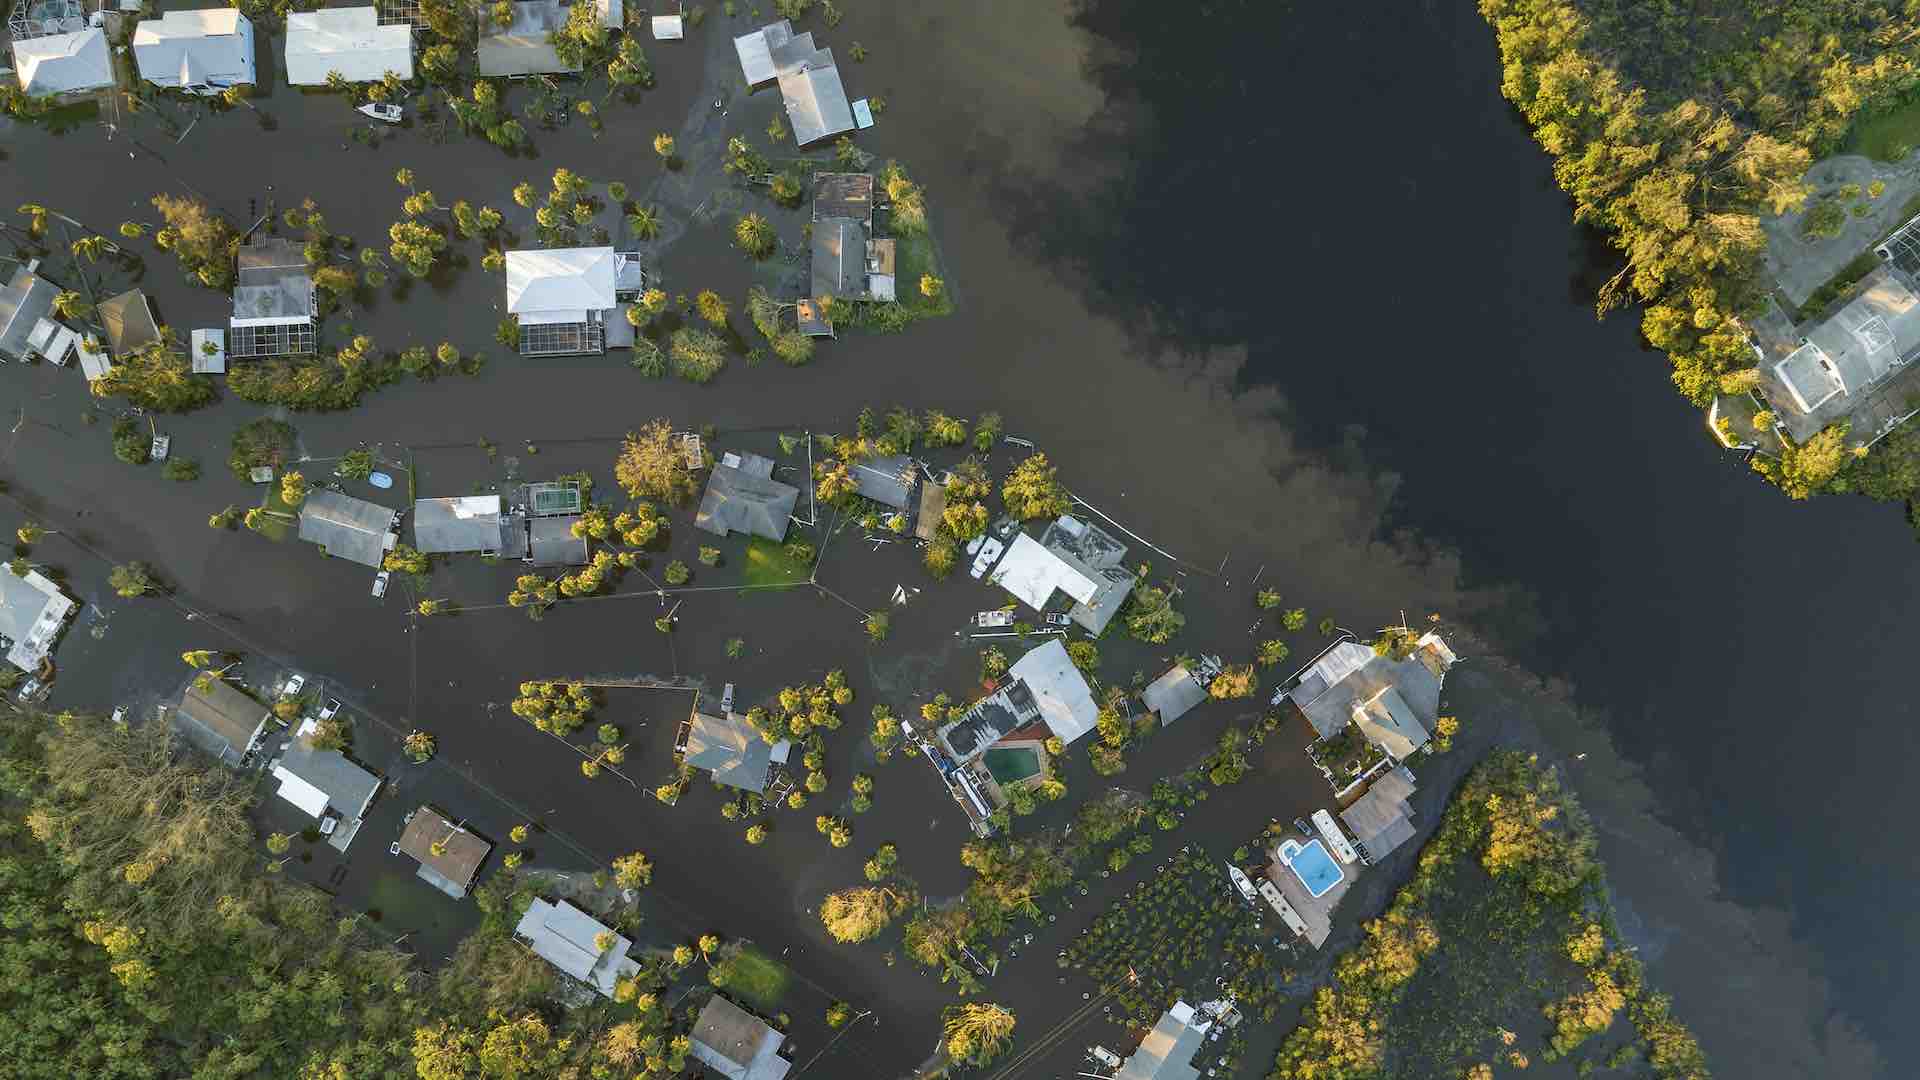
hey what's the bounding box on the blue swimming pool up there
[1280,838,1345,898]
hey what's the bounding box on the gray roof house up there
[413,495,517,555]
[1142,664,1208,727]
[732,20,854,146]
[695,452,799,541]
[1115,1001,1209,1080]
[1341,767,1418,863]
[514,898,642,998]
[477,0,581,77]
[810,218,895,303]
[298,489,397,568]
[170,679,269,765]
[230,236,317,358]
[813,173,875,227]
[690,995,792,1080]
[0,566,75,672]
[682,710,777,793]
[850,453,914,509]
[988,516,1136,635]
[0,265,59,362]
[271,717,382,851]
[1286,634,1457,762]
[98,289,162,356]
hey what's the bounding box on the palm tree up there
[51,291,91,319]
[70,234,107,263]
[17,204,47,237]
[626,206,661,241]
[118,221,150,240]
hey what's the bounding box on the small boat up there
[1227,864,1258,903]
[150,434,170,461]
[357,102,402,124]
[367,471,393,489]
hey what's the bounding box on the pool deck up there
[1265,846,1354,949]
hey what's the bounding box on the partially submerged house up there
[988,516,1137,634]
[514,897,642,998]
[298,489,398,568]
[133,9,255,95]
[850,453,914,510]
[1340,766,1418,864]
[808,172,895,321]
[695,451,799,541]
[1007,637,1099,745]
[169,678,269,765]
[0,566,74,673]
[679,708,787,794]
[395,806,491,899]
[285,7,414,85]
[98,289,161,357]
[1285,633,1456,763]
[505,247,624,356]
[732,20,854,146]
[689,995,792,1080]
[0,264,59,363]
[413,494,521,555]
[1142,663,1208,727]
[229,236,317,358]
[271,717,382,851]
[477,0,581,78]
[1115,1001,1209,1080]
[9,27,113,98]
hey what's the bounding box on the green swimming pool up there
[983,746,1042,785]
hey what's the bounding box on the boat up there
[368,471,393,489]
[1227,864,1258,903]
[973,610,1014,628]
[357,102,402,123]
[150,434,170,461]
[969,535,1005,579]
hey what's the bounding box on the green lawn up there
[711,945,792,1012]
[741,536,810,587]
[1847,99,1920,161]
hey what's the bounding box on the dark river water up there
[1,2,1912,1077]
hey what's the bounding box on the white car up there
[969,536,1006,579]
[282,673,306,697]
[372,570,390,598]
[973,610,1014,628]
[318,698,341,721]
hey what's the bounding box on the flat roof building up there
[1007,638,1099,745]
[10,27,112,97]
[133,9,255,95]
[1752,257,1920,447]
[696,452,800,541]
[230,236,317,358]
[0,567,74,672]
[0,265,59,363]
[298,489,397,568]
[689,995,792,1080]
[285,7,413,85]
[514,898,642,998]
[477,0,581,77]
[98,289,162,357]
[526,515,588,567]
[396,807,491,898]
[170,679,269,765]
[272,717,381,852]
[1115,1001,1209,1080]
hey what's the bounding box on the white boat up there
[969,535,1005,579]
[357,102,402,123]
[973,610,1013,628]
[150,434,170,461]
[1227,864,1258,903]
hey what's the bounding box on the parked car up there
[973,610,1014,628]
[16,676,45,703]
[969,536,1006,579]
[1043,612,1072,627]
[1292,816,1314,839]
[283,673,306,697]
[318,698,342,721]
[372,570,390,598]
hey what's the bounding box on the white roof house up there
[992,533,1099,611]
[1007,638,1099,745]
[284,7,413,85]
[0,567,75,672]
[514,898,643,998]
[270,718,382,851]
[505,247,617,321]
[989,519,1136,634]
[10,28,113,97]
[1115,1001,1209,1080]
[133,9,255,95]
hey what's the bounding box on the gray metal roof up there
[1142,665,1207,727]
[695,457,799,541]
[413,495,508,554]
[1289,639,1450,750]
[1341,768,1419,861]
[779,60,854,146]
[98,289,161,355]
[811,217,868,300]
[1116,1006,1205,1080]
[298,489,394,568]
[477,1,581,76]
[732,19,792,85]
[851,454,912,509]
[0,266,58,361]
[514,897,642,997]
[277,729,382,820]
[527,515,587,567]
[690,996,791,1080]
[172,679,268,764]
[685,711,773,792]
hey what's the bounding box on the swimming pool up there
[983,746,1042,785]
[1279,838,1345,898]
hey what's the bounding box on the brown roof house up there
[395,807,492,899]
[169,678,269,765]
[690,995,792,1080]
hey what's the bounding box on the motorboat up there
[357,102,402,123]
